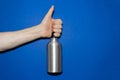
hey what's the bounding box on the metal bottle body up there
[47,37,62,74]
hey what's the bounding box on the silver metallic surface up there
[47,37,62,74]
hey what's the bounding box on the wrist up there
[31,24,44,38]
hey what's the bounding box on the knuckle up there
[58,29,62,32]
[54,33,60,37]
[53,29,57,31]
[59,25,62,28]
[56,25,61,28]
[57,19,62,24]
[60,20,63,24]
[54,25,62,28]
[54,33,57,36]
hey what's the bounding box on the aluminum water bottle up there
[47,37,62,74]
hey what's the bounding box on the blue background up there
[0,0,120,80]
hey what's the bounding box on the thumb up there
[44,5,54,19]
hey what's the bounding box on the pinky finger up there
[53,33,60,37]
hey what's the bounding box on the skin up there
[0,5,62,52]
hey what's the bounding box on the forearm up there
[0,25,42,52]
[0,6,62,52]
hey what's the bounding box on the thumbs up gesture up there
[39,5,62,38]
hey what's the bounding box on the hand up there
[39,5,62,38]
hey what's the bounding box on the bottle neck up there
[51,37,58,42]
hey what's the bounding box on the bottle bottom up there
[47,72,62,75]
